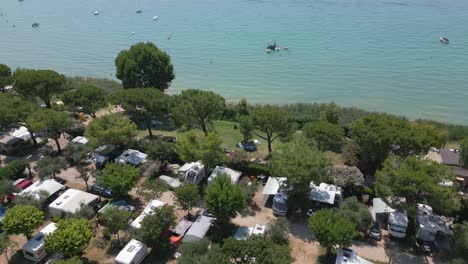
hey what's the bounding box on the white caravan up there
[115,239,148,264]
[48,189,99,217]
[178,161,206,184]
[130,199,166,229]
[22,223,57,262]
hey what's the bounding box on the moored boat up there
[440,37,449,44]
[31,22,39,28]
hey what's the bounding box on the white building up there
[130,199,166,229]
[207,166,242,185]
[115,239,148,264]
[19,179,64,200]
[22,223,57,262]
[71,136,89,145]
[48,189,99,217]
[178,161,206,184]
[115,149,148,166]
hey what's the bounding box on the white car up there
[159,175,182,189]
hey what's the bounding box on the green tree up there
[325,165,364,191]
[0,178,15,199]
[146,140,178,162]
[0,64,12,91]
[112,88,170,138]
[375,155,461,216]
[174,184,200,215]
[460,137,468,168]
[115,42,174,90]
[54,257,83,264]
[137,205,176,252]
[309,209,355,254]
[0,94,38,141]
[0,233,17,262]
[62,84,107,117]
[238,115,254,142]
[13,69,67,108]
[252,105,291,155]
[178,239,227,264]
[36,157,67,179]
[319,102,340,124]
[2,205,44,239]
[236,98,250,118]
[137,178,167,202]
[26,109,73,152]
[98,163,140,198]
[205,175,247,223]
[339,197,372,233]
[303,121,345,152]
[99,206,131,246]
[63,143,92,165]
[267,218,289,245]
[13,190,50,209]
[452,221,468,262]
[172,89,225,135]
[45,218,93,257]
[222,236,293,264]
[176,132,225,169]
[270,136,330,215]
[85,113,137,147]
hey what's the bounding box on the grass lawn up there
[137,120,288,159]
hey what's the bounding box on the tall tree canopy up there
[85,113,137,147]
[338,197,372,233]
[460,137,468,168]
[174,184,201,215]
[2,205,44,239]
[270,136,330,214]
[172,89,225,135]
[36,157,67,179]
[309,209,355,254]
[0,64,12,91]
[0,93,37,130]
[62,85,107,117]
[238,115,254,142]
[13,69,67,108]
[303,121,345,152]
[452,221,468,263]
[98,163,140,198]
[325,165,364,191]
[375,155,461,216]
[99,206,131,245]
[112,88,170,138]
[115,42,174,90]
[205,175,247,223]
[176,132,225,169]
[45,218,93,257]
[252,105,291,155]
[137,205,176,252]
[319,102,340,124]
[26,109,72,152]
[350,113,447,173]
[222,236,293,264]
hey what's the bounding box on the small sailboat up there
[152,16,159,20]
[440,37,449,44]
[94,11,100,15]
[31,22,40,28]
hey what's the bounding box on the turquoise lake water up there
[0,0,467,123]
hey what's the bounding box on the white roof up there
[179,161,204,173]
[182,215,215,243]
[116,149,148,166]
[10,126,31,140]
[22,223,57,253]
[336,248,374,264]
[309,182,342,205]
[19,179,64,200]
[372,198,395,217]
[159,175,181,189]
[130,200,166,229]
[262,177,287,195]
[48,189,99,214]
[389,211,408,227]
[252,224,266,236]
[208,166,242,184]
[71,136,89,144]
[115,239,147,264]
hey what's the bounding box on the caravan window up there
[24,250,35,258]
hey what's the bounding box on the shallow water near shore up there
[0,0,467,123]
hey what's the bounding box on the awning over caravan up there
[262,177,287,195]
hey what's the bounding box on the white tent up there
[262,177,287,205]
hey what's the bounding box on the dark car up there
[369,222,382,240]
[90,184,112,198]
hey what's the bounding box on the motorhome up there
[130,200,166,229]
[22,223,57,262]
[388,211,408,238]
[207,166,242,185]
[115,239,148,264]
[372,197,408,238]
[48,189,99,217]
[178,161,206,184]
[271,181,343,216]
[415,204,452,253]
[91,144,121,169]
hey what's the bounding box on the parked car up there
[90,183,112,198]
[369,222,382,240]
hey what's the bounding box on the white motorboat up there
[440,37,449,44]
[152,16,159,20]
[94,11,100,15]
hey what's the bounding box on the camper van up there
[22,223,57,262]
[48,189,100,217]
[178,161,206,184]
[115,239,148,264]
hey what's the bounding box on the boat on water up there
[94,11,100,15]
[136,10,143,14]
[440,37,449,44]
[267,41,278,51]
[152,16,159,20]
[31,23,39,28]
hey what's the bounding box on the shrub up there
[0,160,27,180]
